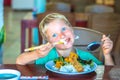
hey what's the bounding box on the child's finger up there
[101,35,111,44]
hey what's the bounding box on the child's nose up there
[59,33,65,39]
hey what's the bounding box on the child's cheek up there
[49,37,60,43]
[65,30,73,36]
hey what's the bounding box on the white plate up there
[45,60,97,75]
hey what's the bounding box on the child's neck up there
[56,47,75,57]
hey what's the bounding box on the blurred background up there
[2,0,120,64]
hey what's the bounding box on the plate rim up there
[45,60,97,75]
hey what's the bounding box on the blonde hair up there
[39,13,72,40]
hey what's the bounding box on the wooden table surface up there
[0,64,117,80]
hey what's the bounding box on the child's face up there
[45,19,74,49]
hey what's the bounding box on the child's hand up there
[101,35,113,55]
[35,42,53,58]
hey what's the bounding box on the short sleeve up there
[76,48,103,65]
[35,48,58,64]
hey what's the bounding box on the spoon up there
[87,41,101,51]
[87,35,110,51]
[75,35,100,51]
[75,35,110,51]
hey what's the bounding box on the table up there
[0,64,116,80]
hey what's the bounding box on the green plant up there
[0,26,5,46]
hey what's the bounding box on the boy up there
[16,13,114,65]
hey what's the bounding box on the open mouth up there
[64,38,71,45]
[54,38,71,46]
[54,39,67,45]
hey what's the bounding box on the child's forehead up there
[43,19,69,34]
[50,19,65,24]
[51,19,65,25]
[46,23,69,34]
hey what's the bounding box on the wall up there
[12,0,34,10]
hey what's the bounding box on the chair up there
[73,27,104,61]
[85,4,114,13]
[46,2,71,12]
[88,13,120,65]
[112,33,120,65]
[87,13,120,45]
[21,19,41,53]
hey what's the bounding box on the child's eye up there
[52,33,58,38]
[61,27,66,32]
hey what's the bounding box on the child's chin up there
[65,44,73,49]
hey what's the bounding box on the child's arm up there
[101,35,114,65]
[16,43,53,65]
